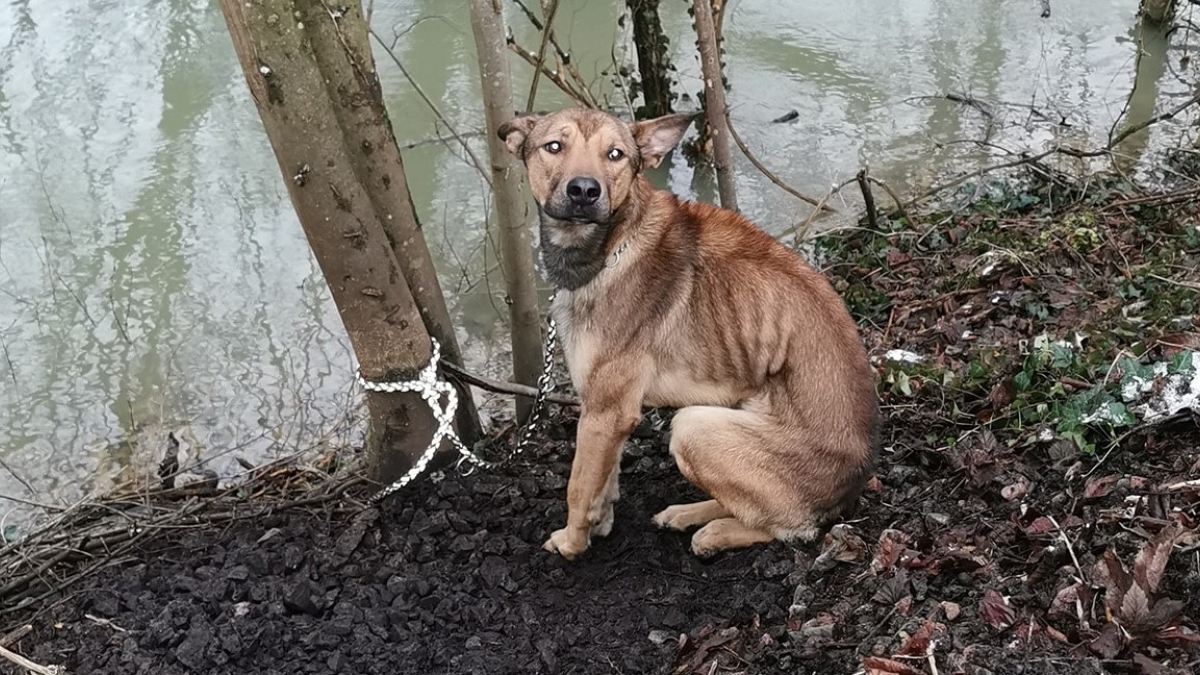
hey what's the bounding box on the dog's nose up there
[566,176,602,206]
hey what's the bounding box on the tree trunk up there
[302,3,482,446]
[627,0,675,119]
[218,0,460,483]
[469,0,544,421]
[692,0,738,212]
[1140,0,1176,23]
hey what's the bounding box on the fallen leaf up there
[1002,475,1030,501]
[1089,622,1124,659]
[1095,549,1134,613]
[813,523,867,572]
[1049,582,1087,619]
[871,529,912,574]
[1085,474,1121,499]
[862,656,924,675]
[1132,522,1182,595]
[872,570,911,606]
[979,589,1016,631]
[898,619,945,655]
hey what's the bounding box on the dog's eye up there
[544,141,562,154]
[607,148,624,161]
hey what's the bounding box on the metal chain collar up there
[358,238,630,503]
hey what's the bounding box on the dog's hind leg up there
[690,517,775,558]
[663,405,826,556]
[652,499,731,531]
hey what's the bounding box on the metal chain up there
[359,298,559,503]
[358,238,628,503]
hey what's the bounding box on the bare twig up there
[693,0,738,211]
[509,0,570,62]
[795,178,855,245]
[0,644,64,675]
[0,624,31,649]
[507,39,596,108]
[856,167,878,231]
[525,0,560,112]
[724,110,836,212]
[369,27,492,186]
[867,176,913,224]
[440,359,580,406]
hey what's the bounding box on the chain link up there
[359,296,559,503]
[358,238,629,503]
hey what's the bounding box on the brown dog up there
[498,108,880,559]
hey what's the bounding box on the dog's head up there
[498,108,696,226]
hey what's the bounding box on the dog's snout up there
[566,176,602,206]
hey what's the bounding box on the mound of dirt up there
[10,406,1199,675]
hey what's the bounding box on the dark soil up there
[6,406,1199,675]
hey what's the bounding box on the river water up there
[1,0,1195,527]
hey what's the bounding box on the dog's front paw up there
[652,504,695,531]
[542,527,590,560]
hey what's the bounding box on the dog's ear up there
[632,112,698,169]
[497,114,544,159]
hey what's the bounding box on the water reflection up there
[0,0,1193,526]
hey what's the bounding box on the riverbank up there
[2,172,1198,675]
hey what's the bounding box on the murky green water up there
[1,0,1194,525]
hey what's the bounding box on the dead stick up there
[525,0,559,112]
[440,359,580,406]
[867,176,912,225]
[794,178,855,245]
[724,110,836,212]
[0,624,31,649]
[0,644,64,675]
[856,167,878,231]
[507,42,593,108]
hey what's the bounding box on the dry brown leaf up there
[1049,582,1087,619]
[1132,522,1182,595]
[813,523,868,572]
[1085,474,1121,499]
[862,656,924,675]
[898,619,945,656]
[979,589,1016,631]
[872,529,912,574]
[1001,475,1030,501]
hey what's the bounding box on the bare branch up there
[525,0,560,112]
[724,110,836,212]
[369,27,492,186]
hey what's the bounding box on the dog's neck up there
[538,178,652,291]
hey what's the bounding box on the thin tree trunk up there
[469,0,544,421]
[303,5,482,445]
[627,0,674,119]
[692,0,738,211]
[218,0,456,483]
[1139,0,1176,23]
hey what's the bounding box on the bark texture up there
[218,0,461,482]
[1140,0,1176,23]
[692,0,738,212]
[469,0,544,420]
[304,4,482,445]
[627,0,675,119]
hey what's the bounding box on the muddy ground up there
[4,176,1200,675]
[7,409,1199,675]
